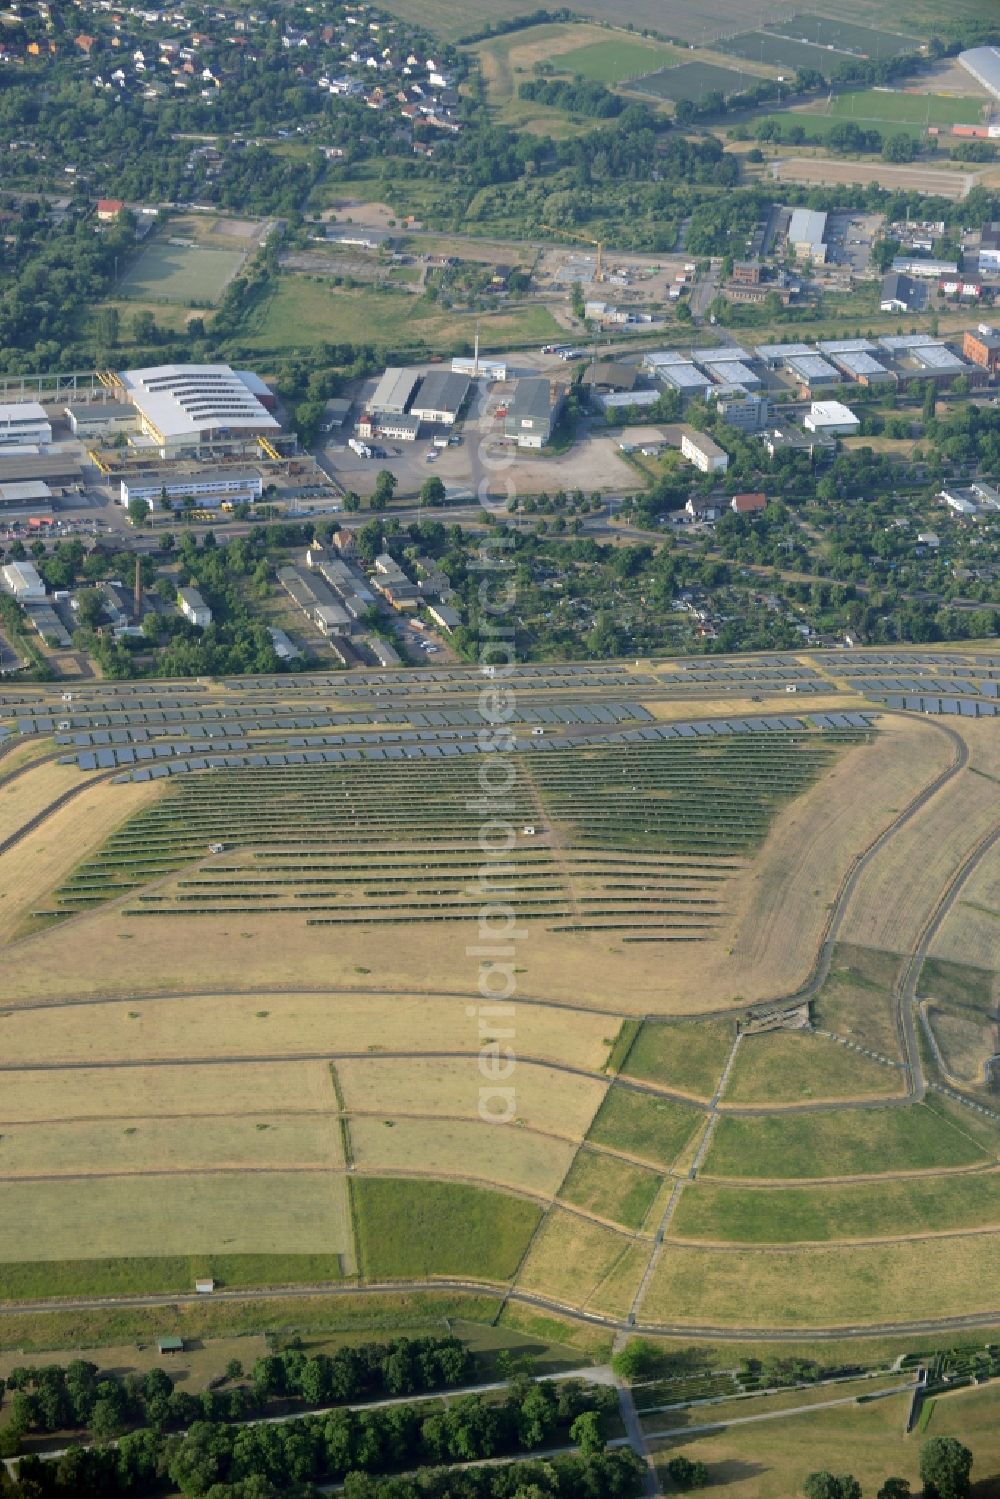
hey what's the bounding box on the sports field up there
[633,62,755,104]
[553,37,682,84]
[764,14,917,55]
[118,239,246,305]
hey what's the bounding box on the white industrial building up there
[119,470,263,511]
[0,480,52,511]
[713,392,770,432]
[177,586,212,627]
[114,364,279,457]
[452,356,506,380]
[0,402,51,447]
[958,46,1000,101]
[803,401,860,436]
[1,560,46,599]
[379,414,422,442]
[681,429,729,474]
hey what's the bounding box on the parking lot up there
[823,210,883,276]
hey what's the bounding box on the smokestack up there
[133,554,142,625]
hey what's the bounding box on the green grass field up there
[586,1087,705,1169]
[351,1177,541,1281]
[825,89,986,127]
[118,239,245,305]
[553,37,681,83]
[723,1030,904,1104]
[670,1168,1000,1243]
[919,956,996,1011]
[0,1253,343,1301]
[623,1019,735,1099]
[558,1148,663,1229]
[238,276,561,355]
[812,944,903,1060]
[705,1102,992,1179]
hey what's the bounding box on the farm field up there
[514,1207,638,1306]
[118,238,246,306]
[351,1177,540,1281]
[721,1029,905,1104]
[557,1148,663,1230]
[348,1115,577,1197]
[0,1173,354,1263]
[670,1168,1000,1243]
[643,1232,1000,1326]
[704,1101,993,1179]
[621,1018,736,1099]
[239,276,562,355]
[0,649,998,1358]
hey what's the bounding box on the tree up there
[76,588,104,629]
[666,1454,709,1490]
[570,279,586,319]
[371,469,397,511]
[570,1410,605,1457]
[919,1436,973,1499]
[419,475,446,507]
[127,495,150,527]
[131,309,157,344]
[804,1475,862,1499]
[95,306,120,349]
[876,1480,911,1499]
[611,1339,662,1384]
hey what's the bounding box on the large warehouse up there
[113,364,280,457]
[958,46,1000,101]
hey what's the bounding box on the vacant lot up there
[671,1167,1000,1243]
[352,1177,540,1281]
[769,156,974,199]
[240,277,561,356]
[705,1101,990,1179]
[587,1087,705,1169]
[515,1207,636,1306]
[644,1231,1000,1326]
[337,1056,607,1139]
[119,239,245,305]
[0,1172,354,1261]
[558,1148,662,1229]
[622,1019,735,1099]
[722,1030,904,1104]
[349,1115,576,1198]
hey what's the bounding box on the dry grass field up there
[514,1207,639,1305]
[0,1059,338,1123]
[337,1056,607,1138]
[0,759,84,844]
[0,1115,342,1177]
[644,1231,1000,1328]
[840,769,998,954]
[928,838,1000,971]
[769,156,975,199]
[0,992,619,1069]
[0,1172,354,1262]
[348,1116,576,1198]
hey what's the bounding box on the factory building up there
[113,364,280,457]
[0,401,51,447]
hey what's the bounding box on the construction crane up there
[540,224,604,283]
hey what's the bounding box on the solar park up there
[0,644,999,1354]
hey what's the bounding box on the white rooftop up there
[0,401,47,425]
[117,364,279,442]
[807,400,859,425]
